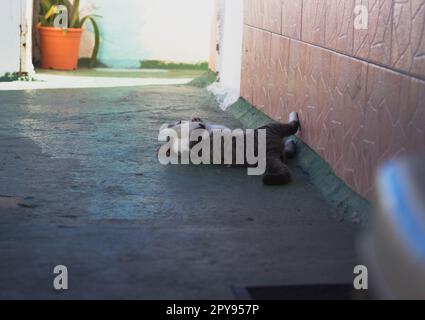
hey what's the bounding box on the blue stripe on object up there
[379,162,425,261]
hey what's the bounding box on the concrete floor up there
[0,85,359,299]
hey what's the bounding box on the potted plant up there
[37,0,100,70]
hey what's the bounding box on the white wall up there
[0,1,21,75]
[139,0,214,63]
[22,0,34,75]
[81,0,214,68]
[219,0,244,94]
[208,0,244,110]
[0,0,33,76]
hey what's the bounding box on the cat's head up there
[160,118,209,155]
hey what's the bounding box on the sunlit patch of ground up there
[0,69,207,91]
[37,68,206,79]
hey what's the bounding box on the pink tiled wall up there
[241,0,425,199]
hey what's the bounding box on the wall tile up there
[325,0,355,55]
[331,54,368,188]
[241,26,255,103]
[406,78,425,153]
[244,0,254,26]
[302,0,327,46]
[299,44,333,154]
[241,0,425,200]
[269,34,291,121]
[350,91,380,197]
[287,41,311,139]
[245,0,282,34]
[392,0,425,78]
[353,0,392,66]
[264,0,283,33]
[252,28,272,110]
[366,65,411,162]
[281,0,302,39]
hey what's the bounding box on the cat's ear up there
[159,123,170,131]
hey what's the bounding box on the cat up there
[159,112,301,185]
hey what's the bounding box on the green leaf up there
[62,0,73,25]
[62,0,72,8]
[40,0,53,15]
[44,4,58,20]
[38,15,49,27]
[80,15,101,68]
[70,0,80,28]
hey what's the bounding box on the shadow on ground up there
[0,85,359,299]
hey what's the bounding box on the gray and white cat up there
[159,112,301,185]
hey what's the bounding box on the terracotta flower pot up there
[38,26,83,71]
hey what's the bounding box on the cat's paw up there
[289,112,301,132]
[289,112,299,124]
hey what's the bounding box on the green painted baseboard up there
[226,98,371,224]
